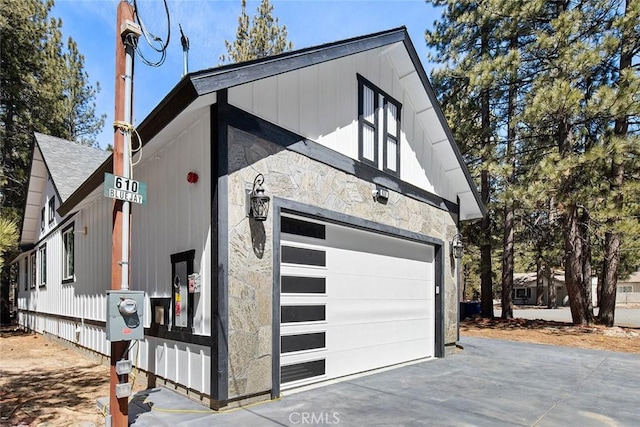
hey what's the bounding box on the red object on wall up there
[187,172,199,184]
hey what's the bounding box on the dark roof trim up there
[59,26,483,218]
[400,35,486,218]
[189,27,407,95]
[58,28,406,216]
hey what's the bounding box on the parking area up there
[128,337,640,426]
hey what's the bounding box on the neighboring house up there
[614,270,640,305]
[12,28,483,409]
[512,272,568,307]
[514,270,640,307]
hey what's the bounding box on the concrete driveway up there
[128,337,640,426]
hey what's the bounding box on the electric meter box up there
[106,290,145,341]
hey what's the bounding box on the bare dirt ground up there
[1,317,639,426]
[461,316,640,353]
[0,328,145,427]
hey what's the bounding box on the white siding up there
[14,110,212,396]
[228,48,451,203]
[37,176,61,239]
[131,109,212,336]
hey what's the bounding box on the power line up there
[132,0,171,67]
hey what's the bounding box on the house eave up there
[400,35,485,220]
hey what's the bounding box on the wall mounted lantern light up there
[451,233,463,259]
[249,174,270,221]
[372,186,390,203]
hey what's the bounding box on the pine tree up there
[220,0,293,64]
[427,0,498,318]
[428,0,639,325]
[63,39,106,147]
[597,0,640,326]
[0,0,105,234]
[0,218,18,272]
[521,0,640,325]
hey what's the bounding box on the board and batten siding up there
[133,336,210,394]
[16,192,113,355]
[16,109,213,396]
[228,47,450,203]
[131,109,212,336]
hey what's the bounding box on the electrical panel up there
[106,290,145,341]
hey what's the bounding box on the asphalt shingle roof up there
[35,132,110,202]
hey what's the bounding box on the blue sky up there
[52,0,442,149]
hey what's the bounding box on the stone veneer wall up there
[225,126,459,400]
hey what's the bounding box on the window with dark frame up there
[30,252,36,289]
[62,224,75,282]
[358,74,401,176]
[23,259,28,291]
[513,288,531,299]
[40,207,45,231]
[48,198,55,224]
[39,245,47,287]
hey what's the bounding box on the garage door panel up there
[326,226,433,264]
[328,275,432,300]
[280,214,435,390]
[326,339,432,378]
[326,319,432,350]
[329,250,433,278]
[328,299,432,325]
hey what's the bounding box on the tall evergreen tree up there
[0,0,105,224]
[428,0,639,325]
[220,0,293,64]
[426,0,501,318]
[62,39,105,147]
[522,0,639,325]
[596,0,640,326]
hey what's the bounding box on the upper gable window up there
[48,197,55,224]
[358,75,401,176]
[40,207,45,231]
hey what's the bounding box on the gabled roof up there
[36,133,110,202]
[20,133,109,245]
[59,27,484,219]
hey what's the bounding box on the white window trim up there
[39,245,47,287]
[30,252,36,289]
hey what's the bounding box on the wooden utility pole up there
[110,1,135,426]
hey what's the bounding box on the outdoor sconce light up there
[372,186,389,203]
[451,233,463,259]
[74,226,88,236]
[249,174,270,221]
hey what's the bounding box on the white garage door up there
[279,214,435,389]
